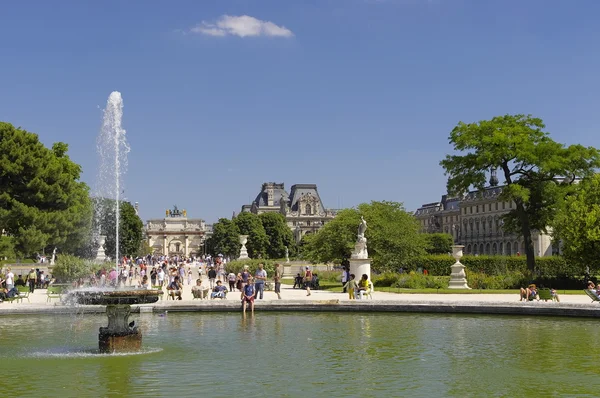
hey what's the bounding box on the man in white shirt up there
[5,268,14,290]
[157,268,165,287]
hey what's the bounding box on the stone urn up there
[448,245,470,289]
[239,235,249,260]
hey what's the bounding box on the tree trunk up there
[516,200,536,272]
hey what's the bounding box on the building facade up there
[241,182,337,241]
[145,206,211,257]
[415,186,554,257]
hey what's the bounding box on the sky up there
[2,0,600,224]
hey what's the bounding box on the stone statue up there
[50,247,57,265]
[183,209,187,217]
[166,209,170,217]
[352,217,368,260]
[285,246,290,263]
[358,216,367,239]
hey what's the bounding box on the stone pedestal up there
[349,258,371,281]
[238,235,249,260]
[95,235,107,263]
[448,245,471,289]
[98,304,141,353]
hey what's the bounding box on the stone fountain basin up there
[70,289,162,305]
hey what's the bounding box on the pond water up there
[2,312,599,397]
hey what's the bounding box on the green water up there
[2,312,599,397]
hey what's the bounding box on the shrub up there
[52,254,100,282]
[372,272,399,287]
[316,270,342,283]
[224,259,278,276]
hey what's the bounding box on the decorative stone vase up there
[95,235,107,263]
[448,245,470,289]
[239,235,249,260]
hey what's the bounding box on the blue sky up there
[2,0,600,223]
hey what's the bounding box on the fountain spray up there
[96,91,130,273]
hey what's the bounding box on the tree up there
[205,218,240,258]
[302,201,426,271]
[94,198,143,260]
[234,212,268,259]
[0,236,15,259]
[552,174,600,272]
[259,212,296,258]
[440,114,600,271]
[424,233,453,254]
[0,123,93,258]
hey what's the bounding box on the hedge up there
[403,255,580,279]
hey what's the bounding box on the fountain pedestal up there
[99,304,141,353]
[68,289,161,353]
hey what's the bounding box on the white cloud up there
[190,15,294,38]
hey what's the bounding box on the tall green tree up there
[0,122,92,258]
[302,201,426,271]
[94,198,143,260]
[424,233,453,254]
[234,212,268,259]
[440,114,600,271]
[259,212,296,258]
[205,218,240,258]
[552,174,600,273]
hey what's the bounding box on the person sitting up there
[15,275,26,287]
[550,288,560,302]
[241,276,255,313]
[293,273,303,289]
[356,274,370,299]
[192,279,209,299]
[167,276,183,300]
[211,280,228,299]
[587,281,600,299]
[139,275,150,289]
[520,284,539,301]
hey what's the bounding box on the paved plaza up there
[1,273,597,317]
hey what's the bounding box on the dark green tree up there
[259,212,296,258]
[206,218,240,258]
[302,201,426,271]
[423,233,453,254]
[234,212,269,259]
[0,122,92,258]
[552,174,600,272]
[94,198,143,260]
[440,114,600,271]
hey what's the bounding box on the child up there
[343,274,357,299]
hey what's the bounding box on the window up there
[502,202,506,210]
[488,204,492,211]
[509,201,513,209]
[495,202,498,210]
[305,204,312,215]
[476,205,479,213]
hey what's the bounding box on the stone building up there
[145,206,211,257]
[241,182,337,241]
[415,177,554,257]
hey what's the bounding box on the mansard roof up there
[252,182,289,207]
[289,184,324,212]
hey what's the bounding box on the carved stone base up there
[98,304,142,353]
[99,329,142,353]
[349,258,371,281]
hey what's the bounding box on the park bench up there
[16,286,30,303]
[46,286,63,303]
[3,288,23,303]
[584,289,600,303]
[537,288,557,302]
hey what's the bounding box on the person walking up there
[27,268,37,293]
[254,263,267,300]
[208,267,217,289]
[341,266,348,293]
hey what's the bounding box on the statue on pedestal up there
[285,246,290,263]
[50,247,57,265]
[351,217,368,260]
